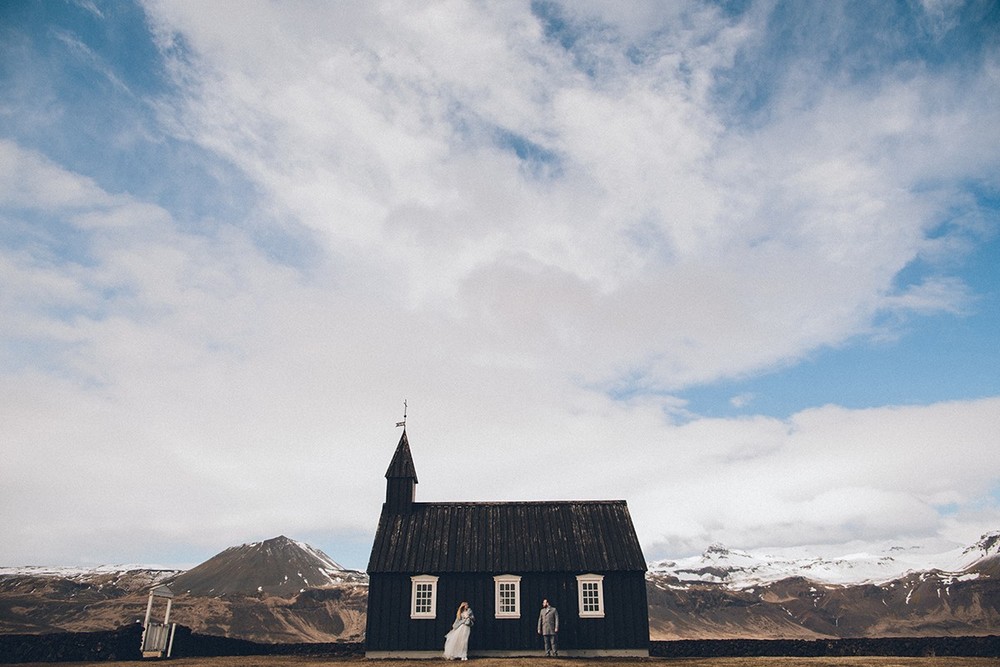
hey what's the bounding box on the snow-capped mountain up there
[168,535,360,596]
[648,532,1000,589]
[959,532,1000,564]
[0,564,181,596]
[0,564,181,580]
[645,532,1000,639]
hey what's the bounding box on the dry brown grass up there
[8,657,1000,667]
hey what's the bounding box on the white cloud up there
[918,0,966,39]
[729,393,754,408]
[634,398,1000,557]
[138,1,999,391]
[0,138,113,210]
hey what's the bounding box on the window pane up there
[499,582,511,612]
[582,582,599,611]
[495,578,519,616]
[576,574,604,618]
[414,581,434,614]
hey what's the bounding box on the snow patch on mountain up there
[958,530,1000,562]
[0,565,182,577]
[166,534,362,596]
[0,565,183,591]
[293,538,345,571]
[649,533,1000,589]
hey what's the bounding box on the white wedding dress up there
[443,609,473,660]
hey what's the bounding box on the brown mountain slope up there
[0,572,368,643]
[0,536,368,643]
[167,536,355,596]
[3,534,999,643]
[5,569,996,643]
[646,570,1000,639]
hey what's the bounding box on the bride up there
[443,601,475,660]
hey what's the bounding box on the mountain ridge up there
[645,531,1000,639]
[2,532,998,642]
[649,531,1000,589]
[165,535,358,596]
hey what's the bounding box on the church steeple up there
[385,429,418,513]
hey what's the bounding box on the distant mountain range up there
[646,532,1000,639]
[650,532,1000,588]
[2,532,998,642]
[0,536,367,643]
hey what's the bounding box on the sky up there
[1,0,999,572]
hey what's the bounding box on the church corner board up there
[365,429,650,658]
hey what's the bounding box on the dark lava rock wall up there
[651,636,1000,658]
[2,628,997,663]
[0,624,362,663]
[0,624,142,664]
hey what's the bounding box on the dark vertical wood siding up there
[367,498,648,653]
[366,571,649,652]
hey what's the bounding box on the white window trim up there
[493,574,521,619]
[410,575,439,619]
[576,573,605,618]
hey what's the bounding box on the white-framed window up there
[576,573,605,618]
[410,575,439,619]
[493,574,521,618]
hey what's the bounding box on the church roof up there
[384,430,418,482]
[367,500,646,574]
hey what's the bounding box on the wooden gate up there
[140,585,177,658]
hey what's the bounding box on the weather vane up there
[396,399,407,429]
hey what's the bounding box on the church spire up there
[384,419,418,513]
[385,429,418,483]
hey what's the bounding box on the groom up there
[537,598,559,656]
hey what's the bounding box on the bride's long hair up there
[455,601,468,620]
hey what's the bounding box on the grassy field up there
[8,657,1000,667]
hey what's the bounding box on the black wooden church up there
[365,429,649,658]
